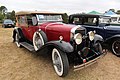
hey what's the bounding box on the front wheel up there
[112,39,120,56]
[52,48,69,77]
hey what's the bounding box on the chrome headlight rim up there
[88,31,95,41]
[74,33,82,45]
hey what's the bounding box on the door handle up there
[103,27,107,29]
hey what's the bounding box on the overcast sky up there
[0,0,120,14]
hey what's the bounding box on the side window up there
[26,15,37,26]
[84,17,97,26]
[27,15,33,26]
[18,16,27,26]
[73,17,82,25]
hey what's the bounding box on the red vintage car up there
[13,11,106,77]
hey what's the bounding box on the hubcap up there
[112,40,120,55]
[34,33,43,50]
[35,35,42,48]
[53,52,62,72]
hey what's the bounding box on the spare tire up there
[33,30,47,51]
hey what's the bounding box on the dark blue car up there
[2,19,15,28]
[69,14,120,56]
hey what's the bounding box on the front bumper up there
[4,24,14,28]
[74,49,107,71]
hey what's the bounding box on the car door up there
[18,16,30,40]
[26,15,39,41]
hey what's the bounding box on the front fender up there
[94,34,104,43]
[38,41,74,53]
[47,41,74,53]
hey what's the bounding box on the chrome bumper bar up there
[74,50,107,71]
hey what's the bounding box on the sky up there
[0,0,120,14]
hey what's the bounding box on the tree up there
[62,13,68,23]
[109,9,115,12]
[116,10,120,14]
[6,10,15,21]
[0,6,7,14]
[11,10,15,21]
[0,13,4,23]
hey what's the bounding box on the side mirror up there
[32,17,38,26]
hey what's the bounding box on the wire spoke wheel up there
[33,32,44,51]
[112,40,120,56]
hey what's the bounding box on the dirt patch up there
[0,27,120,80]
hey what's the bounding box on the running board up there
[20,42,35,52]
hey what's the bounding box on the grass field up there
[0,27,120,80]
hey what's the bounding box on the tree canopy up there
[0,6,7,14]
[0,6,16,23]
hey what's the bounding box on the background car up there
[2,19,15,28]
[69,14,120,56]
[13,11,105,77]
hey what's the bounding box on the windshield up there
[37,14,63,23]
[4,19,13,24]
[99,17,111,24]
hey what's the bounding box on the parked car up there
[13,11,105,77]
[2,19,15,28]
[69,14,120,56]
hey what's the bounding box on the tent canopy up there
[88,11,101,15]
[104,10,117,16]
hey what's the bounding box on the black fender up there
[106,35,120,42]
[13,27,25,42]
[94,34,104,44]
[37,41,74,53]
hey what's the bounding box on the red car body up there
[21,22,74,42]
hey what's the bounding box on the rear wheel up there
[15,33,21,47]
[112,39,120,56]
[52,48,69,77]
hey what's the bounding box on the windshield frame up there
[36,14,63,24]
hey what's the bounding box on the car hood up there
[107,25,120,30]
[41,22,85,32]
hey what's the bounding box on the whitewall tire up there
[52,48,69,77]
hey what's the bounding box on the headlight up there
[74,33,82,45]
[88,31,95,41]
